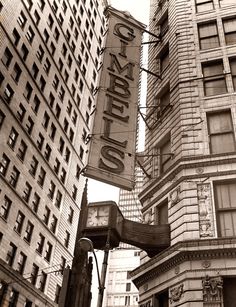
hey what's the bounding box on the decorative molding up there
[202,260,211,269]
[197,183,215,238]
[169,186,181,207]
[202,275,223,303]
[197,183,214,238]
[170,284,184,303]
[131,238,236,287]
[174,266,180,275]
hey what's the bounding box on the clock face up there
[86,206,110,227]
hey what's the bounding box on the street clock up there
[83,201,124,249]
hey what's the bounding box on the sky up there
[87,1,150,205]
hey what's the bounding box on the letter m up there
[108,53,134,80]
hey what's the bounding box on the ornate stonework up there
[170,284,184,303]
[202,276,223,303]
[169,186,181,207]
[197,184,214,238]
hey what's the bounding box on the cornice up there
[131,238,236,287]
[139,154,236,209]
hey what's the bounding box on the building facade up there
[0,0,107,305]
[131,0,236,306]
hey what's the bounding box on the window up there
[24,300,33,307]
[58,13,64,25]
[195,0,214,13]
[0,196,12,220]
[214,181,236,237]
[125,296,130,306]
[207,110,235,154]
[47,14,54,29]
[37,167,46,187]
[68,207,74,223]
[79,146,84,160]
[43,206,50,225]
[160,47,169,72]
[16,252,27,275]
[4,84,14,102]
[0,154,10,176]
[223,277,236,307]
[31,263,39,285]
[20,43,29,61]
[69,129,74,143]
[54,158,60,174]
[17,103,26,121]
[223,17,236,46]
[65,147,71,163]
[23,0,32,10]
[60,256,66,274]
[44,242,52,262]
[26,26,35,43]
[59,137,65,153]
[55,190,62,208]
[60,168,66,184]
[64,231,70,248]
[0,109,5,129]
[126,283,131,292]
[72,185,77,200]
[9,166,20,188]
[63,118,69,133]
[66,29,71,42]
[23,181,32,202]
[18,10,27,29]
[52,0,58,13]
[8,289,19,307]
[24,221,34,243]
[157,87,170,117]
[36,45,44,62]
[50,215,57,233]
[12,28,20,46]
[8,127,18,149]
[42,112,50,129]
[76,165,81,179]
[38,272,47,292]
[32,192,40,213]
[198,20,220,49]
[26,116,34,135]
[32,95,40,114]
[44,144,51,161]
[155,200,168,225]
[12,63,22,82]
[48,181,55,199]
[56,104,61,119]
[31,63,39,79]
[37,133,44,150]
[54,285,61,304]
[0,71,4,86]
[202,60,227,96]
[17,140,27,161]
[39,76,46,92]
[59,86,65,101]
[24,82,33,101]
[6,242,17,266]
[50,42,56,56]
[36,233,45,254]
[44,58,51,74]
[230,58,236,91]
[38,0,45,11]
[34,9,40,25]
[159,13,169,37]
[14,211,25,234]
[53,27,60,42]
[52,74,59,91]
[160,136,172,173]
[29,156,38,176]
[62,1,67,13]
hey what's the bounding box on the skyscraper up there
[131,0,236,306]
[0,0,107,305]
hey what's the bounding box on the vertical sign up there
[84,7,146,190]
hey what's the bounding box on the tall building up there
[0,0,107,305]
[103,164,143,307]
[131,0,236,306]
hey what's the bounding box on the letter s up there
[99,146,124,174]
